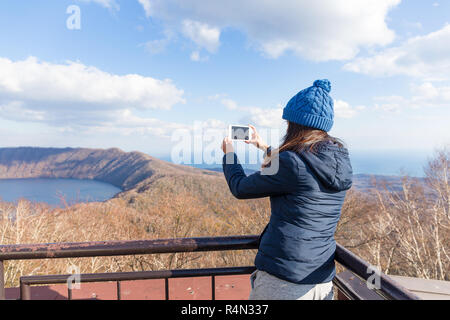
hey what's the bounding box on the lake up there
[0,178,122,206]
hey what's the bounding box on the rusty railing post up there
[117,281,121,300]
[165,278,169,300]
[211,275,215,300]
[20,281,31,300]
[0,260,5,300]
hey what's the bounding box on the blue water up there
[350,151,429,177]
[0,178,122,206]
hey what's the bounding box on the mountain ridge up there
[0,147,221,193]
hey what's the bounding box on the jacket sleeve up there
[222,151,299,199]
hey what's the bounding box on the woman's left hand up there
[221,137,234,154]
[245,124,269,152]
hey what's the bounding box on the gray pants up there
[249,270,334,300]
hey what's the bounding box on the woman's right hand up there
[246,124,269,152]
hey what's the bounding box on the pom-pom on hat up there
[282,79,334,132]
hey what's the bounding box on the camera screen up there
[231,126,250,140]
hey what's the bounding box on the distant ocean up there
[349,151,430,177]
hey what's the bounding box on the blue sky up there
[0,0,449,175]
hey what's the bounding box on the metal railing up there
[0,235,420,300]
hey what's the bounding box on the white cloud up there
[247,107,284,128]
[374,95,405,113]
[344,24,450,80]
[334,100,364,118]
[100,109,189,137]
[220,98,238,110]
[139,0,400,61]
[77,0,119,10]
[0,101,189,139]
[141,29,175,55]
[181,20,221,53]
[216,96,283,127]
[189,50,209,62]
[0,57,185,110]
[0,57,187,137]
[137,0,152,17]
[408,82,450,107]
[142,38,170,54]
[374,82,450,113]
[0,101,46,122]
[190,51,200,61]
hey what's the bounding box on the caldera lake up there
[0,178,122,206]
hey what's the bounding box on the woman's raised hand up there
[221,136,234,154]
[245,124,269,152]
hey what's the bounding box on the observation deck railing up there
[0,235,420,300]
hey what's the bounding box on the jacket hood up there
[299,141,353,191]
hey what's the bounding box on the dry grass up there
[0,180,270,287]
[335,148,449,281]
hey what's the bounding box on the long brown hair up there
[262,121,344,167]
[280,121,343,153]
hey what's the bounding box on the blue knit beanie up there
[282,79,334,132]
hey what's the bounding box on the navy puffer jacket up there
[222,141,352,284]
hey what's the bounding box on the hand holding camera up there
[245,124,269,152]
[221,124,269,154]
